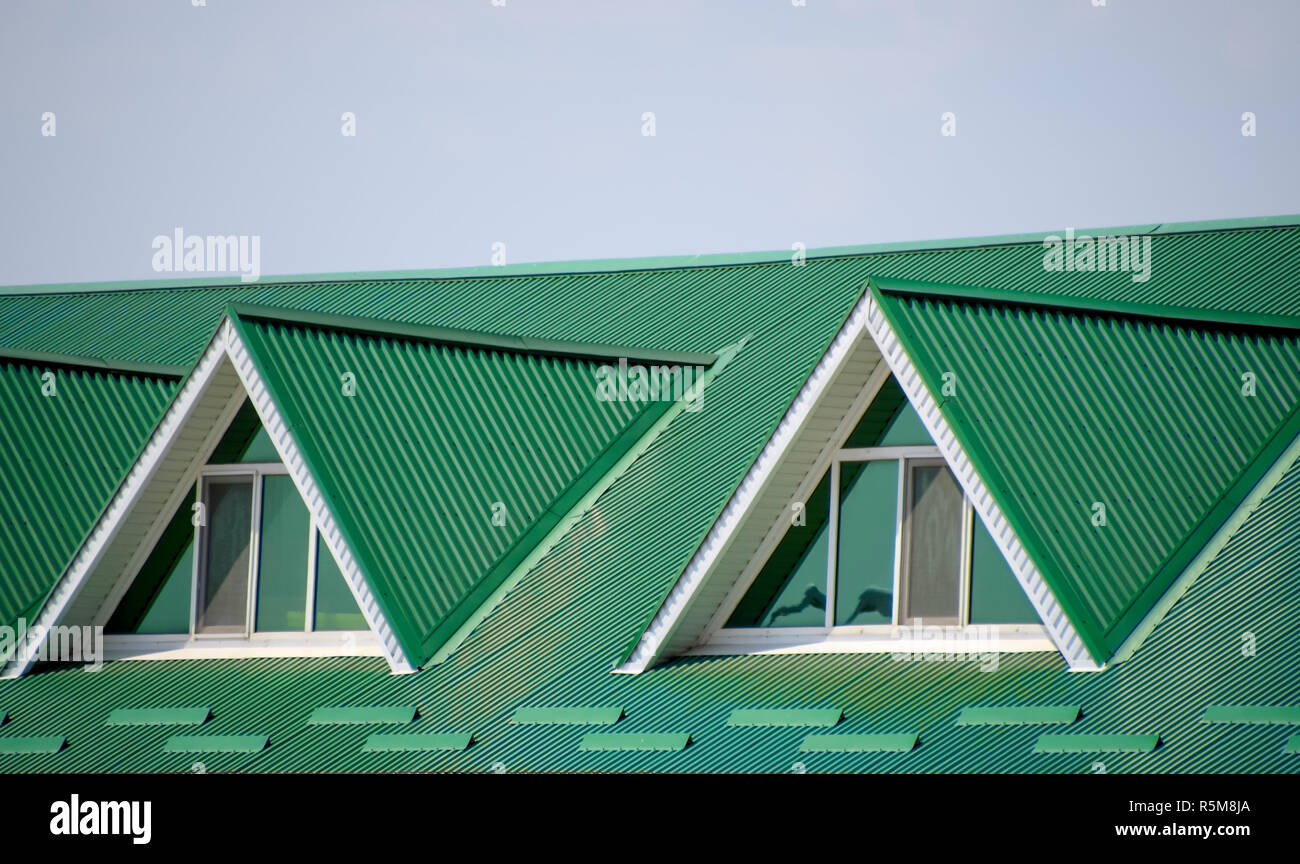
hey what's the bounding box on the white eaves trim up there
[862,291,1100,671]
[2,318,413,677]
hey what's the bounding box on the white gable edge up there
[224,324,413,673]
[617,283,1101,675]
[863,290,1100,671]
[2,318,413,677]
[617,291,876,673]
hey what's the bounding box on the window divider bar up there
[246,473,264,639]
[305,522,318,634]
[826,463,840,628]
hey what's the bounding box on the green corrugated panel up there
[4,220,1300,775]
[0,711,7,726]
[0,358,176,636]
[1033,734,1159,754]
[510,707,623,725]
[4,220,1300,370]
[162,735,268,754]
[230,311,666,667]
[800,733,916,752]
[362,733,472,752]
[955,706,1080,726]
[578,733,690,752]
[106,707,210,727]
[872,279,1300,660]
[1201,706,1300,725]
[1284,736,1300,754]
[727,709,842,727]
[307,706,416,725]
[0,736,65,754]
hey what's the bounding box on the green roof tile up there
[362,733,472,752]
[1033,734,1159,754]
[0,736,65,754]
[578,733,690,752]
[800,733,917,753]
[1200,705,1300,725]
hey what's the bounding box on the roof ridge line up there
[871,276,1300,333]
[226,302,717,368]
[4,213,1298,298]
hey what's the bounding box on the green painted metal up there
[230,303,717,368]
[876,276,1300,335]
[362,733,471,752]
[228,309,666,667]
[1285,736,1300,755]
[800,733,917,753]
[510,707,623,725]
[106,708,210,727]
[0,357,176,639]
[727,709,843,727]
[6,220,1300,374]
[955,706,1079,726]
[0,736,65,754]
[1201,706,1300,725]
[3,219,1300,773]
[578,733,691,752]
[162,735,268,754]
[1033,734,1159,754]
[306,706,416,726]
[870,278,1300,660]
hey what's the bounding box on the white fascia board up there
[617,291,875,674]
[3,318,415,678]
[222,325,414,674]
[2,325,232,678]
[862,291,1101,671]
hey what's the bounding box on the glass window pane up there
[314,531,368,630]
[880,401,934,446]
[255,475,310,632]
[969,516,1040,624]
[901,463,962,624]
[198,478,253,634]
[725,470,831,628]
[834,460,898,625]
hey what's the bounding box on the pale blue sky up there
[1,0,1297,287]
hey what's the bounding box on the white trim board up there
[617,285,1101,675]
[2,318,413,678]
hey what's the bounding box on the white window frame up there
[699,442,1052,655]
[104,460,373,659]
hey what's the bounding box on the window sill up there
[102,632,382,662]
[689,624,1054,656]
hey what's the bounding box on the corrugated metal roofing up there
[871,281,1300,660]
[0,356,176,636]
[2,217,1299,773]
[2,444,1295,773]
[229,310,663,666]
[3,221,1300,371]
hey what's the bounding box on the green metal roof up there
[0,355,177,639]
[2,215,1300,773]
[870,278,1300,661]
[3,219,1300,373]
[227,307,672,667]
